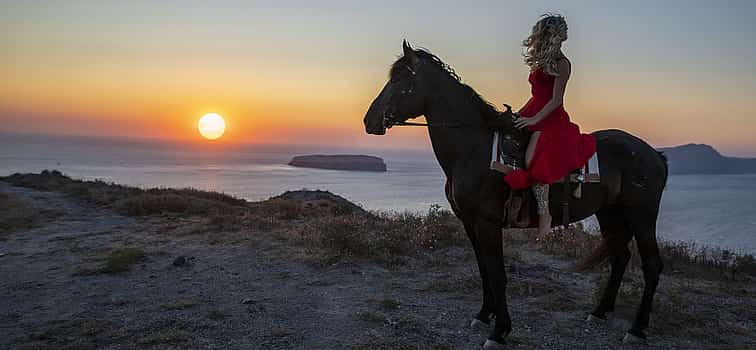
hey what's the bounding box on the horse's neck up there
[424,87,491,179]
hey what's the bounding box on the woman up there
[503,14,596,239]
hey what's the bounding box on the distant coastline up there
[3,132,756,176]
[658,144,756,175]
[288,154,387,172]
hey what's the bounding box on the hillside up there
[1,171,754,349]
[659,143,756,174]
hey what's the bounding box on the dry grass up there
[1,170,248,217]
[284,204,466,266]
[0,191,39,234]
[100,248,146,274]
[22,318,112,348]
[4,171,753,280]
[591,270,755,347]
[653,240,756,279]
[379,297,401,310]
[207,309,225,320]
[423,274,481,294]
[505,223,756,280]
[1,171,369,239]
[263,198,303,220]
[357,310,387,322]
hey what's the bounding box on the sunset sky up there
[2,1,756,155]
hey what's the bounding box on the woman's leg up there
[524,132,540,168]
[532,183,552,240]
[526,132,552,239]
[500,131,541,175]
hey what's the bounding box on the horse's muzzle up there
[365,117,387,135]
[368,127,387,135]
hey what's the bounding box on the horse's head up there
[364,40,429,135]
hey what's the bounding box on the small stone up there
[172,256,190,267]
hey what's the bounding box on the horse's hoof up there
[482,339,507,350]
[470,318,490,330]
[586,312,614,324]
[585,314,604,323]
[622,332,647,344]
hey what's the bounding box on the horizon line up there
[2,130,756,159]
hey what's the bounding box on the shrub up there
[100,248,146,274]
[504,223,756,280]
[0,192,39,234]
[288,205,465,266]
[263,198,302,220]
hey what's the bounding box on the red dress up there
[504,66,596,190]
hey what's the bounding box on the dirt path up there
[0,182,750,349]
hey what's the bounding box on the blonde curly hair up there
[523,14,568,76]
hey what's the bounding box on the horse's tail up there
[574,238,610,272]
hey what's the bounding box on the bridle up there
[382,61,483,130]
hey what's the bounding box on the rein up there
[385,101,514,129]
[387,120,476,128]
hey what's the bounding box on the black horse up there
[364,41,668,349]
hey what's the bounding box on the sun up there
[198,113,226,140]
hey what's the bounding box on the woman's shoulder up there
[556,56,571,76]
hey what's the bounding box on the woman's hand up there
[514,116,539,129]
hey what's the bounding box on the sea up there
[2,133,755,255]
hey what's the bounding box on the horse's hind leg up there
[589,208,632,320]
[626,218,663,341]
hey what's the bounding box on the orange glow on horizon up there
[2,2,756,156]
[1,36,755,155]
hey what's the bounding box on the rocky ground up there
[0,177,754,350]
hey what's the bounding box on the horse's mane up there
[390,48,503,122]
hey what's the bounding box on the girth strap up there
[561,177,570,229]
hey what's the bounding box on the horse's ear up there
[402,39,419,65]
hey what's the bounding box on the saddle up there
[487,109,600,228]
[490,130,600,186]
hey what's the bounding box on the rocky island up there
[288,154,387,172]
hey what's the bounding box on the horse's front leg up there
[448,181,496,328]
[475,215,511,350]
[462,220,495,328]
